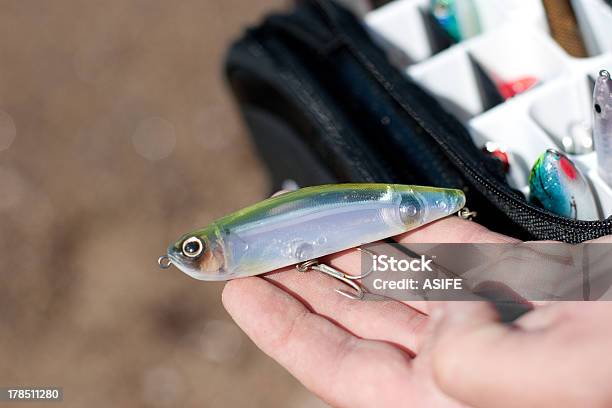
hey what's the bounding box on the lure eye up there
[182,237,204,258]
[595,104,602,114]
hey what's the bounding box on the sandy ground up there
[0,1,328,406]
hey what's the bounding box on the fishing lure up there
[482,141,510,174]
[497,76,538,100]
[468,53,538,103]
[593,69,612,185]
[158,184,465,297]
[431,0,461,41]
[529,150,599,220]
[430,0,480,42]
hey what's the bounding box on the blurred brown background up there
[0,1,329,406]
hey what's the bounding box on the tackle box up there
[364,0,612,216]
[226,0,612,242]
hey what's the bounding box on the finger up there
[428,302,528,407]
[264,260,429,354]
[392,217,521,315]
[395,216,519,244]
[323,247,433,345]
[427,302,578,408]
[324,244,440,316]
[222,277,420,408]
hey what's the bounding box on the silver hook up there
[158,255,172,269]
[296,248,377,300]
[600,69,610,79]
[297,260,364,300]
[348,247,376,280]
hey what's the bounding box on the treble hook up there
[296,248,376,300]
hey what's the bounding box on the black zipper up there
[311,0,612,236]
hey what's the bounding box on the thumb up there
[427,302,526,408]
[427,302,595,408]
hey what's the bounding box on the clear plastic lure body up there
[593,69,612,185]
[162,184,465,281]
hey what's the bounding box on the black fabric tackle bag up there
[224,0,612,243]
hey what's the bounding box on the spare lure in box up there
[467,53,537,103]
[431,0,461,42]
[497,76,538,100]
[529,150,600,220]
[158,184,465,297]
[593,69,612,186]
[482,141,510,174]
[430,0,480,42]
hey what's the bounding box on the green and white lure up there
[158,184,465,292]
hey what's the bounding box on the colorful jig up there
[593,69,612,185]
[158,184,465,296]
[529,150,599,220]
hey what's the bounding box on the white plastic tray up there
[365,0,612,218]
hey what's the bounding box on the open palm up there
[224,215,612,407]
[222,217,516,407]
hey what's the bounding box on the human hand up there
[222,216,518,407]
[427,282,612,407]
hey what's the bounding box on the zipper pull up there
[458,207,477,220]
